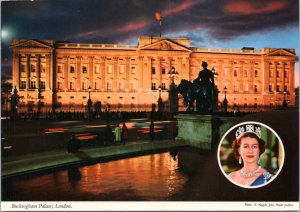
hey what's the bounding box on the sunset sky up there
[1,0,299,85]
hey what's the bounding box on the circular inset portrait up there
[217,121,284,188]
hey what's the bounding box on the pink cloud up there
[117,20,152,33]
[223,1,288,15]
[164,0,198,16]
[116,0,198,33]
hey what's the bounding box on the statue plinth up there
[175,113,238,150]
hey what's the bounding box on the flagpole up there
[159,19,162,37]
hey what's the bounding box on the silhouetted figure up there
[149,120,154,141]
[121,122,128,145]
[103,122,114,145]
[67,135,81,153]
[195,61,215,112]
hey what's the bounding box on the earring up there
[239,157,242,164]
[257,157,260,164]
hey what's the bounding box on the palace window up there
[276,85,280,92]
[82,66,87,74]
[162,83,166,90]
[234,84,238,92]
[119,81,125,91]
[57,65,62,73]
[152,67,156,74]
[131,66,136,74]
[70,66,75,73]
[284,71,287,78]
[40,64,46,73]
[82,81,88,90]
[30,81,36,89]
[57,82,63,90]
[276,70,280,78]
[255,70,258,77]
[244,84,249,92]
[234,70,237,77]
[162,68,166,75]
[151,83,156,90]
[254,85,258,93]
[119,65,125,74]
[269,85,273,92]
[107,64,112,74]
[20,64,26,72]
[95,64,100,74]
[31,64,36,72]
[106,82,112,91]
[284,85,288,92]
[70,82,75,90]
[20,81,26,89]
[94,82,100,90]
[40,81,46,89]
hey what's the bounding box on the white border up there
[1,201,299,211]
[217,121,285,189]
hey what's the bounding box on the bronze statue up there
[177,61,216,113]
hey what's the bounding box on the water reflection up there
[4,150,187,201]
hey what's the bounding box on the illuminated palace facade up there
[11,36,297,111]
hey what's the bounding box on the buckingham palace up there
[11,36,297,112]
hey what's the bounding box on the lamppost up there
[37,88,42,118]
[282,91,287,108]
[223,86,228,112]
[158,86,163,112]
[87,86,92,120]
[168,67,179,114]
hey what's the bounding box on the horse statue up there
[177,79,214,112]
[177,61,216,113]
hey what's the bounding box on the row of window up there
[20,64,46,73]
[20,80,289,93]
[20,81,46,89]
[57,81,138,91]
[57,64,137,75]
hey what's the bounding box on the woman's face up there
[238,136,260,164]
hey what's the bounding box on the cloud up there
[163,0,198,16]
[117,20,152,33]
[223,1,289,15]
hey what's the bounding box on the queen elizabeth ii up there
[228,125,274,187]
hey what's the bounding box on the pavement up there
[2,107,298,180]
[1,139,188,179]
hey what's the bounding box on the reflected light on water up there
[9,152,187,200]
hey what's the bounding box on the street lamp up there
[87,86,92,120]
[158,86,163,112]
[223,86,228,112]
[168,66,179,84]
[282,91,287,108]
[168,67,179,114]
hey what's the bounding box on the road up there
[1,118,177,157]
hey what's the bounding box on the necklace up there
[240,166,261,178]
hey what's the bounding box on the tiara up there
[235,124,261,139]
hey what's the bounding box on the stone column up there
[36,54,41,88]
[76,56,82,91]
[249,60,254,92]
[89,56,94,88]
[138,56,144,90]
[125,57,130,90]
[113,57,118,91]
[26,54,31,90]
[289,61,295,94]
[64,56,69,90]
[263,60,270,93]
[101,56,106,90]
[12,53,20,89]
